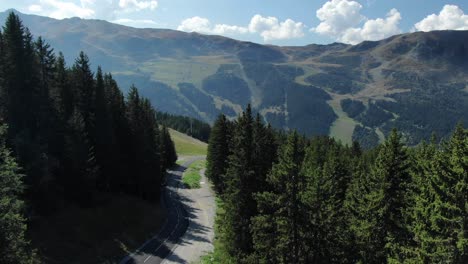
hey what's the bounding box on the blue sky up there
[1,0,468,45]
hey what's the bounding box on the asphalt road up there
[163,165,216,263]
[119,156,205,264]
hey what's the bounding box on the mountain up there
[2,10,467,146]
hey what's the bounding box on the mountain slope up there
[2,10,467,146]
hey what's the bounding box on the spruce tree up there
[0,125,37,263]
[410,124,467,263]
[251,131,305,263]
[206,114,231,193]
[301,140,351,263]
[222,105,256,258]
[347,129,411,262]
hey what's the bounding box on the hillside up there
[2,10,467,146]
[169,128,208,156]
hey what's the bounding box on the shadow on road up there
[126,159,211,264]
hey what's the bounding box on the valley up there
[1,10,467,147]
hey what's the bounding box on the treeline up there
[206,105,467,263]
[155,111,211,142]
[0,12,176,261]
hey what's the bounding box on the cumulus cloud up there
[27,0,159,20]
[341,9,402,44]
[248,15,305,41]
[32,0,95,19]
[119,0,158,11]
[177,16,249,36]
[414,5,468,32]
[177,15,305,42]
[312,0,402,44]
[313,0,364,36]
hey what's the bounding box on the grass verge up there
[199,197,235,264]
[182,160,205,189]
[30,193,166,264]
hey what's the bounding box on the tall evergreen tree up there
[301,140,351,263]
[206,114,232,194]
[0,124,37,263]
[222,105,256,258]
[251,131,305,263]
[347,129,411,262]
[409,124,467,263]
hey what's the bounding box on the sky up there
[1,0,468,46]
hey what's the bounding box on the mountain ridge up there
[1,9,467,146]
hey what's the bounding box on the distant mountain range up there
[2,9,467,147]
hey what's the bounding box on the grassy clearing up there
[30,193,166,264]
[169,128,208,156]
[328,97,360,146]
[199,197,235,264]
[139,59,219,89]
[182,160,206,189]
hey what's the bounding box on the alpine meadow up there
[0,1,467,263]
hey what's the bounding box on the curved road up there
[119,156,213,264]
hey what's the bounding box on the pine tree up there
[409,124,467,263]
[221,105,256,258]
[0,124,37,263]
[206,114,231,193]
[93,66,113,191]
[71,51,94,139]
[252,114,277,192]
[251,131,305,263]
[347,129,411,262]
[160,125,177,172]
[301,140,351,263]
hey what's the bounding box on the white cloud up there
[177,15,305,42]
[414,5,468,32]
[112,18,159,28]
[35,0,95,19]
[313,0,364,36]
[312,0,402,44]
[26,0,159,20]
[119,0,158,11]
[177,16,213,33]
[341,8,402,44]
[28,4,43,13]
[177,16,248,35]
[248,15,305,41]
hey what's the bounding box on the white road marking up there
[143,255,151,263]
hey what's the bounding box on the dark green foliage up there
[0,13,178,260]
[357,102,394,128]
[160,125,177,172]
[208,104,466,263]
[155,111,211,142]
[206,114,232,194]
[221,105,256,257]
[202,72,251,107]
[341,99,365,118]
[0,125,37,264]
[347,129,412,263]
[301,137,352,263]
[352,125,380,149]
[408,124,468,263]
[306,73,363,94]
[251,131,305,263]
[285,84,336,136]
[178,82,218,118]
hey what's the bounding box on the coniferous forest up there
[206,105,467,264]
[0,12,177,262]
